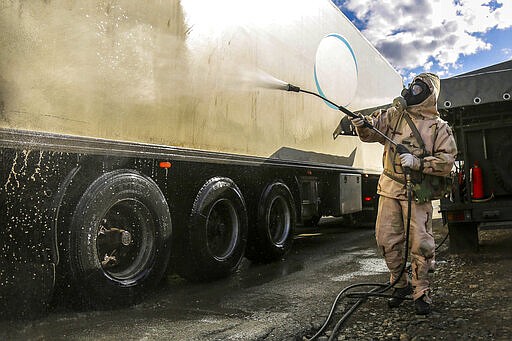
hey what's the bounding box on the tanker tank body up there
[0,0,403,316]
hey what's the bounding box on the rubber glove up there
[399,153,421,170]
[350,116,365,128]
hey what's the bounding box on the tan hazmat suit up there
[355,73,457,301]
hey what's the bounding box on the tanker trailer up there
[0,0,403,314]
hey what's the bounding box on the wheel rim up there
[267,195,291,246]
[206,198,239,261]
[96,199,155,282]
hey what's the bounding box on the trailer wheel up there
[181,177,248,281]
[448,222,479,253]
[246,182,296,263]
[67,170,172,308]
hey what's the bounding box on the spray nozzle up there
[286,84,301,92]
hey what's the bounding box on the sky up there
[333,0,512,83]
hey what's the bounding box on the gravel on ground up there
[305,220,512,341]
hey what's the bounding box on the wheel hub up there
[121,230,132,246]
[97,224,134,268]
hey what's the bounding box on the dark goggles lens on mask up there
[411,83,425,95]
[401,79,431,106]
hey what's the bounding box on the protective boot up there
[414,294,431,315]
[387,284,412,308]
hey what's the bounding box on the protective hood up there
[406,73,440,119]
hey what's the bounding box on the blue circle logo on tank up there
[314,34,358,109]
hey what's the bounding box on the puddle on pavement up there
[234,259,305,289]
[330,250,388,282]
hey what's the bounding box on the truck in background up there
[438,60,512,252]
[0,0,402,316]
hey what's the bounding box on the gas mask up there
[401,79,431,106]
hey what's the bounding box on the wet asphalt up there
[0,218,391,341]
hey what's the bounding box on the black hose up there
[307,175,414,341]
[327,289,377,341]
[436,231,449,252]
[306,283,389,340]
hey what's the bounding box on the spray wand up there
[285,83,410,157]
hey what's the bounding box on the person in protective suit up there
[351,73,457,315]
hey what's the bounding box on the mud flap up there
[448,222,479,253]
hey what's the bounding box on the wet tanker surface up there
[0,218,386,340]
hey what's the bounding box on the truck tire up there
[448,222,479,253]
[246,182,296,263]
[67,170,172,308]
[180,177,248,281]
